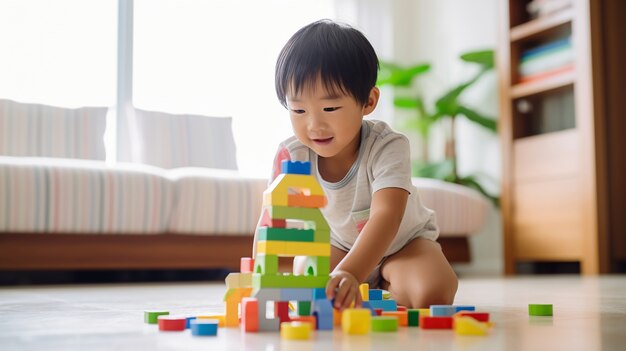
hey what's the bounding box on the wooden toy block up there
[190,319,218,336]
[288,193,327,208]
[454,316,489,336]
[303,256,330,277]
[290,316,317,329]
[333,308,342,326]
[420,316,454,329]
[240,257,255,273]
[313,229,331,243]
[313,288,326,300]
[298,301,312,316]
[455,311,490,322]
[158,315,187,331]
[342,308,372,334]
[455,305,476,312]
[259,209,287,228]
[144,310,169,324]
[371,316,398,332]
[359,283,369,301]
[368,299,397,312]
[281,288,314,301]
[225,300,239,327]
[382,291,392,299]
[374,308,383,316]
[256,241,330,256]
[407,309,420,327]
[361,301,377,316]
[197,314,225,327]
[267,173,326,197]
[266,206,329,230]
[397,306,407,312]
[252,274,328,289]
[430,305,456,317]
[239,275,253,288]
[275,301,291,324]
[417,308,430,317]
[382,311,408,327]
[369,289,383,300]
[257,227,315,242]
[253,254,279,275]
[186,316,197,329]
[256,300,280,332]
[280,321,312,340]
[281,160,311,175]
[242,298,259,332]
[313,299,334,330]
[529,304,553,316]
[225,273,242,289]
[263,191,289,207]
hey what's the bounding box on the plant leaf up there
[457,105,497,132]
[394,97,420,109]
[413,159,453,179]
[460,49,494,69]
[377,61,431,87]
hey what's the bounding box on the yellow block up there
[454,316,489,336]
[359,283,369,301]
[342,309,371,334]
[263,191,288,207]
[225,300,239,327]
[281,322,312,340]
[197,314,225,327]
[267,174,326,196]
[256,240,330,256]
[417,308,430,317]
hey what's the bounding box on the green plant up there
[377,49,499,206]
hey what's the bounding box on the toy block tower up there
[251,160,331,331]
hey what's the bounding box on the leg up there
[380,238,458,308]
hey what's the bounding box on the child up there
[258,19,458,310]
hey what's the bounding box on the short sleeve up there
[369,134,413,194]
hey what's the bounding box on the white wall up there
[388,0,503,275]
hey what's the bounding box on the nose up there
[307,112,326,133]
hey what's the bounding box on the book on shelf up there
[518,63,574,84]
[526,0,572,19]
[518,37,574,79]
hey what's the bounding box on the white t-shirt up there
[270,119,438,257]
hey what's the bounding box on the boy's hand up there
[326,269,362,311]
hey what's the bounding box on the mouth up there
[312,137,334,145]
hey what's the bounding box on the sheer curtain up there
[133,0,337,177]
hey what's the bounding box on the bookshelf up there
[497,0,626,274]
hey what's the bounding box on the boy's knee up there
[396,273,458,308]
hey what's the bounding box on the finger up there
[334,281,352,310]
[325,275,342,300]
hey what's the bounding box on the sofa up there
[0,99,490,273]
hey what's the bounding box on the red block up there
[275,301,291,324]
[259,210,287,228]
[420,316,453,329]
[158,316,187,331]
[397,306,408,312]
[242,298,259,332]
[374,308,383,316]
[456,312,490,322]
[240,257,255,273]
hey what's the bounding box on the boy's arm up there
[327,187,409,309]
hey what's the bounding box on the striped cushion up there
[168,168,267,235]
[0,156,173,233]
[412,177,490,236]
[0,99,107,160]
[119,108,237,170]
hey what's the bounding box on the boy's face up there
[286,78,379,162]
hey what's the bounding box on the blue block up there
[361,301,377,316]
[312,288,327,300]
[368,299,397,312]
[190,320,218,336]
[281,160,311,175]
[369,289,383,300]
[280,288,314,301]
[313,299,334,330]
[185,316,197,329]
[455,305,476,312]
[430,305,456,317]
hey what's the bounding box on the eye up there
[291,109,305,114]
[323,107,340,112]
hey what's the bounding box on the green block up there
[371,316,398,332]
[257,227,315,242]
[529,304,553,316]
[252,273,328,289]
[407,309,420,326]
[298,301,311,316]
[313,229,330,243]
[253,254,279,275]
[268,206,329,230]
[144,311,169,324]
[304,256,330,277]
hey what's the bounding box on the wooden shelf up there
[510,8,574,42]
[511,69,575,98]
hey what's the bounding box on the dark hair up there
[275,19,379,108]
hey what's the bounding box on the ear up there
[362,87,380,116]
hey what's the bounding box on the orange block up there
[382,311,408,327]
[288,194,327,208]
[290,316,317,330]
[333,308,342,326]
[242,298,258,332]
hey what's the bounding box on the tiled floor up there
[1,276,625,351]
